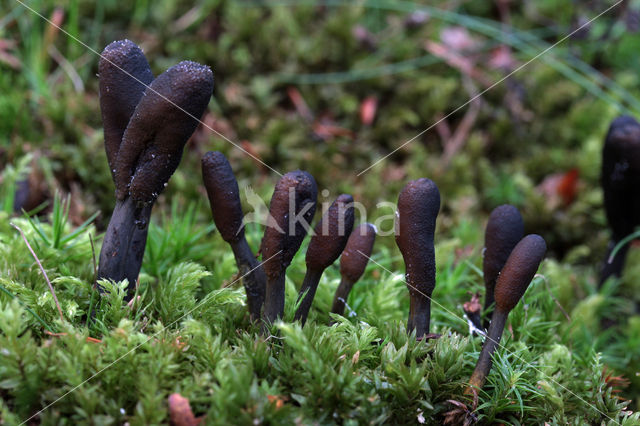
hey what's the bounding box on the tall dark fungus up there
[466,234,546,396]
[482,204,524,328]
[97,40,213,299]
[202,151,267,322]
[331,223,376,317]
[395,178,440,339]
[294,194,355,325]
[261,171,317,323]
[600,116,640,286]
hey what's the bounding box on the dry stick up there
[466,234,546,397]
[260,171,317,323]
[97,41,213,300]
[599,115,640,286]
[482,204,523,329]
[202,151,266,322]
[395,178,441,339]
[10,222,64,322]
[331,223,376,317]
[294,194,355,325]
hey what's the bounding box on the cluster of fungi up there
[95,41,638,411]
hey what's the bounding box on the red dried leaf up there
[360,96,378,126]
[557,168,579,206]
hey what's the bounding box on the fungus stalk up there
[294,194,355,325]
[466,234,546,395]
[395,178,440,338]
[97,40,213,299]
[331,223,376,316]
[202,151,266,321]
[482,204,523,328]
[260,171,317,323]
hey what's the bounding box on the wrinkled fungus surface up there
[483,205,524,291]
[395,178,441,296]
[202,151,245,242]
[260,171,318,278]
[494,234,547,313]
[114,61,214,203]
[306,194,355,271]
[340,223,376,284]
[99,39,154,179]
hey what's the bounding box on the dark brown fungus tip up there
[306,194,355,271]
[395,178,441,295]
[602,115,640,241]
[494,234,546,313]
[483,205,524,287]
[260,171,318,279]
[340,223,376,283]
[202,151,245,242]
[114,60,214,202]
[99,39,154,178]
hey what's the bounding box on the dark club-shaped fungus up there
[97,41,213,299]
[260,171,317,323]
[482,204,524,328]
[331,223,376,317]
[466,234,546,396]
[599,116,640,286]
[395,178,441,338]
[202,151,267,321]
[294,194,355,325]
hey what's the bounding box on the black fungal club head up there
[602,116,640,241]
[340,223,376,284]
[202,151,245,243]
[97,41,213,300]
[261,171,318,323]
[306,194,355,271]
[331,222,377,317]
[114,61,214,204]
[395,178,441,337]
[494,234,547,314]
[99,39,154,180]
[600,116,640,285]
[260,171,318,279]
[202,151,267,321]
[466,234,546,396]
[293,194,355,325]
[482,204,524,323]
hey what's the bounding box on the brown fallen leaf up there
[168,393,203,426]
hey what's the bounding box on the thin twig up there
[10,222,64,322]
